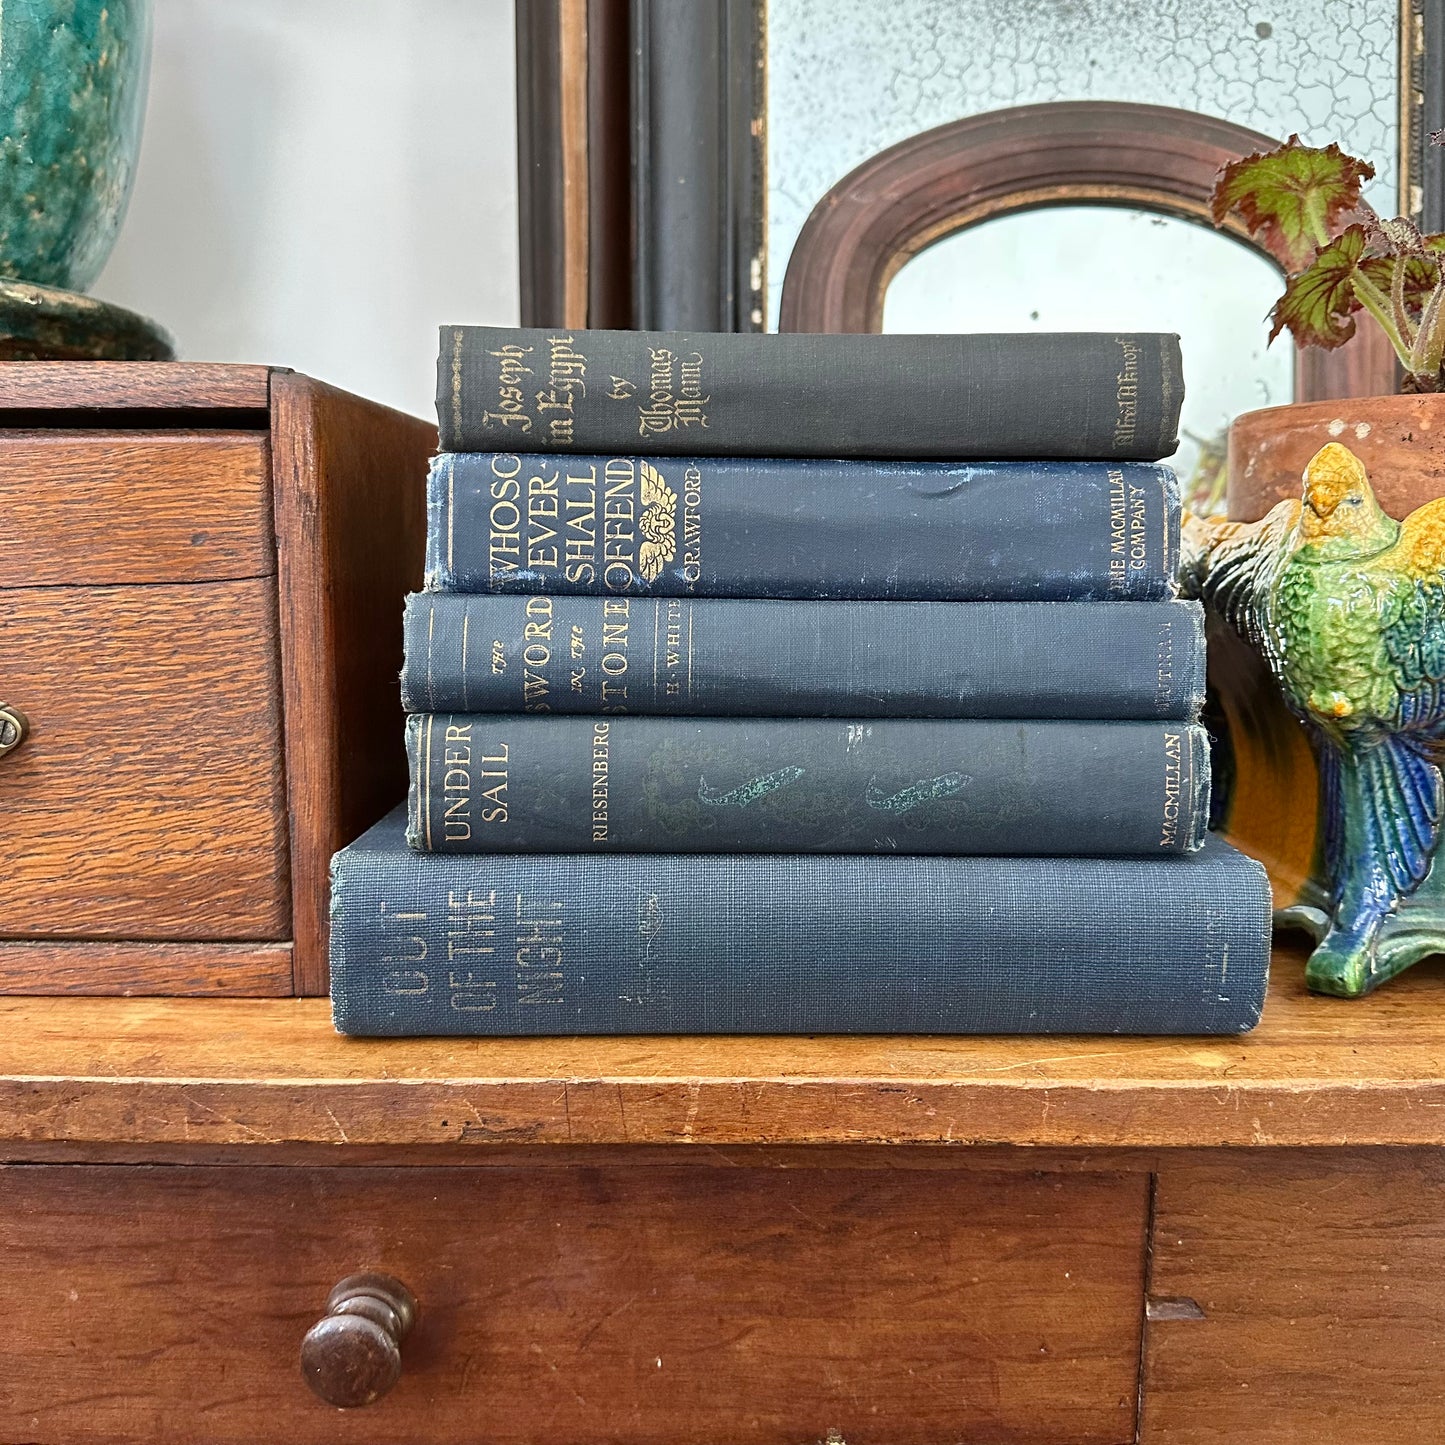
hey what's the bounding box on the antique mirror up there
[516,0,1442,441]
[770,2,1425,488]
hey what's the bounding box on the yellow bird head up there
[1297,442,1396,553]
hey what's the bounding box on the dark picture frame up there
[515,0,764,332]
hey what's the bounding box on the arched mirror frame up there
[777,100,1397,402]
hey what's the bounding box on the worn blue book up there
[436,326,1183,460]
[329,808,1271,1037]
[400,593,1205,720]
[423,452,1180,601]
[406,715,1209,857]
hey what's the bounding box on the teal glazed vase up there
[0,0,151,291]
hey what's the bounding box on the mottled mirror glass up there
[882,207,1294,493]
[767,0,1401,325]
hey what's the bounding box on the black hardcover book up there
[406,715,1209,857]
[437,326,1183,460]
[424,452,1181,602]
[400,593,1206,721]
[330,808,1271,1037]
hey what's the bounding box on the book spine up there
[329,813,1271,1036]
[405,715,1210,856]
[436,326,1183,460]
[401,593,1206,720]
[424,452,1180,602]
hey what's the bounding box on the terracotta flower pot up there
[1228,392,1445,523]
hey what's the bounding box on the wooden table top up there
[2,943,1443,1150]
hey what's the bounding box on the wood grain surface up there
[0,581,289,940]
[0,361,271,413]
[0,1163,1146,1444]
[1141,1151,1445,1442]
[0,941,292,996]
[0,432,273,587]
[3,946,1445,1149]
[269,374,431,996]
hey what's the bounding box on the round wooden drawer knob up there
[300,1272,418,1408]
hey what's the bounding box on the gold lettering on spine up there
[440,721,476,842]
[537,333,588,446]
[563,464,598,585]
[660,598,687,699]
[460,611,470,709]
[599,598,630,709]
[448,887,499,1013]
[636,347,711,437]
[515,893,566,1004]
[602,457,637,592]
[522,595,553,711]
[1127,480,1149,573]
[451,327,463,443]
[379,900,431,998]
[526,464,561,571]
[681,464,703,588]
[481,343,535,434]
[568,619,587,696]
[476,739,510,825]
[1155,618,1174,716]
[487,453,524,583]
[591,720,611,840]
[1160,730,1183,848]
[1113,336,1140,450]
[1106,468,1127,594]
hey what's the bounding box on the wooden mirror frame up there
[777,100,1396,401]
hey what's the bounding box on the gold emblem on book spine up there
[638,460,678,582]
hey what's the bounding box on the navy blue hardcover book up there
[405,715,1209,857]
[436,326,1183,461]
[400,594,1205,721]
[329,807,1271,1037]
[423,452,1179,602]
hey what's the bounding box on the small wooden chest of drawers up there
[0,364,433,997]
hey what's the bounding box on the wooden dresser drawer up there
[1141,1152,1445,1443]
[0,1162,1148,1444]
[0,367,432,996]
[0,432,274,587]
[0,582,288,937]
[0,431,287,940]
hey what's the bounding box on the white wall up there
[95,0,520,422]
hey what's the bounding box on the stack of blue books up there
[328,325,1272,1037]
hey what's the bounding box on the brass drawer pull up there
[0,704,28,759]
[300,1271,417,1409]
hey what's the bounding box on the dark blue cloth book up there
[436,326,1183,460]
[405,715,1209,857]
[329,808,1271,1037]
[423,452,1180,602]
[400,593,1206,720]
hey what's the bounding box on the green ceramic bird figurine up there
[1183,441,1445,996]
